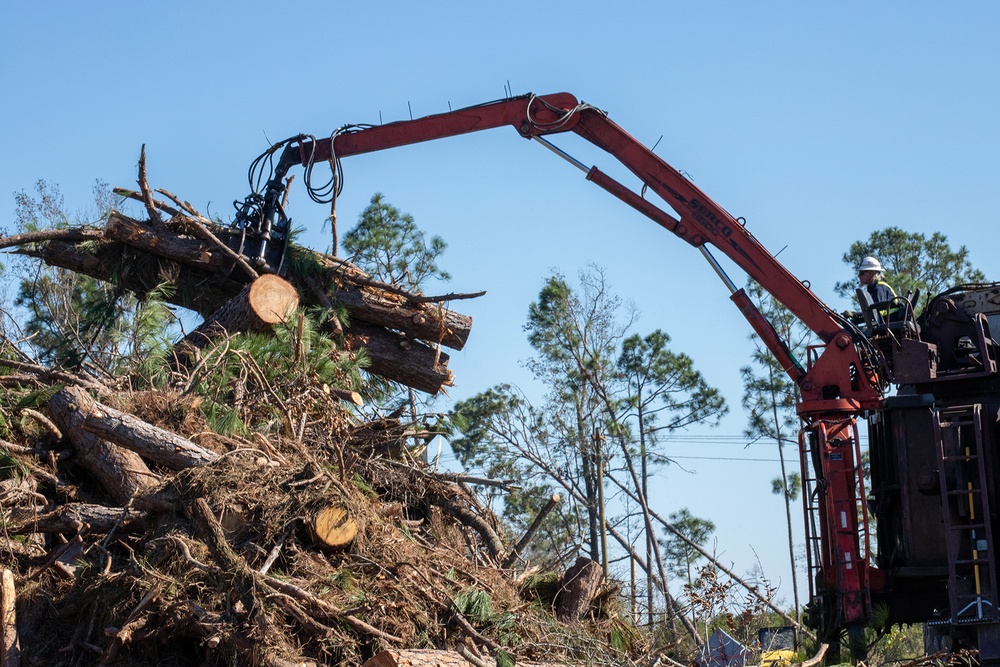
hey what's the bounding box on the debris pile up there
[0,173,640,666]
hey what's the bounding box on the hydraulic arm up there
[234,92,887,638]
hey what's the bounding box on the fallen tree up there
[9,194,476,393]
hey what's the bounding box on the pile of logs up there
[7,184,479,394]
[0,164,626,667]
[0,376,616,666]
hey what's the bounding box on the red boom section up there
[299,93,844,345]
[284,91,883,636]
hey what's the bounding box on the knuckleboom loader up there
[230,92,1000,663]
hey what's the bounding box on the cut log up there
[105,211,219,272]
[346,324,453,394]
[5,503,147,535]
[311,505,358,549]
[35,239,248,315]
[326,385,364,406]
[1,569,19,667]
[556,557,603,622]
[48,388,159,504]
[181,274,299,351]
[102,220,472,350]
[320,281,471,351]
[28,237,462,393]
[54,386,219,469]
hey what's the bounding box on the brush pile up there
[0,172,641,666]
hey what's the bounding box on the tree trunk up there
[556,557,603,622]
[181,274,299,351]
[106,211,220,272]
[5,503,147,535]
[54,386,219,469]
[346,325,453,394]
[48,388,160,504]
[29,240,461,393]
[103,218,472,350]
[322,282,471,351]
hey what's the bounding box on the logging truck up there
[228,92,1000,664]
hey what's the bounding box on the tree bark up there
[103,218,472,350]
[105,211,219,271]
[55,386,219,469]
[346,325,454,394]
[48,388,160,503]
[322,282,471,351]
[5,503,147,535]
[29,240,460,393]
[179,274,299,353]
[556,557,603,622]
[430,493,504,560]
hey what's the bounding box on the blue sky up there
[3,2,1000,608]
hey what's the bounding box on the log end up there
[249,274,299,324]
[312,505,358,550]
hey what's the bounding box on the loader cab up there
[854,287,920,339]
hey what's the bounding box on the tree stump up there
[556,557,603,622]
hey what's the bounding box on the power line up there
[669,455,781,462]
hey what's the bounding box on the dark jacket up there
[867,280,896,305]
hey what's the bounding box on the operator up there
[858,256,897,313]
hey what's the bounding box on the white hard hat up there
[858,256,884,272]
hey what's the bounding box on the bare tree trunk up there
[48,388,160,504]
[53,386,218,469]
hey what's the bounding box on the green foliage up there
[14,384,63,413]
[834,226,985,305]
[770,473,801,501]
[0,447,30,481]
[453,266,727,569]
[494,649,516,667]
[351,473,378,499]
[201,402,246,437]
[660,507,715,585]
[343,192,450,291]
[740,280,809,446]
[453,587,517,647]
[450,384,573,561]
[608,617,643,653]
[7,180,179,377]
[189,308,365,437]
[617,329,728,438]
